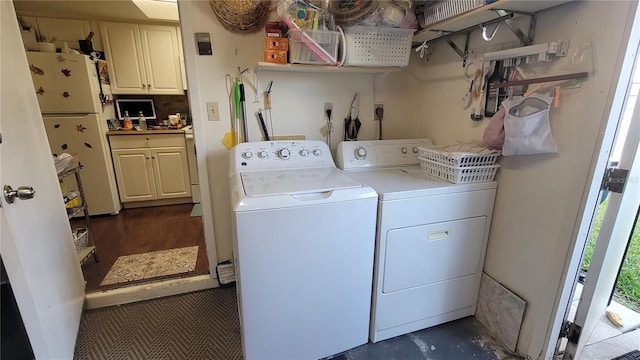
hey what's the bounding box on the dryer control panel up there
[230,140,334,174]
[336,139,433,170]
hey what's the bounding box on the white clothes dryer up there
[337,139,497,343]
[229,140,378,360]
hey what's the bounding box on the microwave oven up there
[115,99,156,120]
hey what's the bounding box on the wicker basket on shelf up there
[209,0,270,33]
[329,0,378,27]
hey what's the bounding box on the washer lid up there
[241,167,362,197]
[346,166,497,200]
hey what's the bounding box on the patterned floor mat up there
[100,246,198,286]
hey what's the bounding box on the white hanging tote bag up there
[500,93,558,156]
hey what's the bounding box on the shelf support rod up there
[413,13,514,50]
[494,9,534,45]
[436,30,468,60]
[528,12,538,43]
[415,14,513,65]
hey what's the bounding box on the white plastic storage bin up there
[418,146,500,167]
[419,0,487,28]
[73,228,89,252]
[343,26,415,67]
[419,158,499,183]
[288,29,340,65]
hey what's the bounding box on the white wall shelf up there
[255,62,400,74]
[414,0,574,44]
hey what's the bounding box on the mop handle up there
[239,83,248,141]
[257,110,270,141]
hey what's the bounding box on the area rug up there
[190,203,202,217]
[100,246,199,286]
[612,350,640,360]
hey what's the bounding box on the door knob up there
[3,185,36,204]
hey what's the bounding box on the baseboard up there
[123,197,192,209]
[84,274,219,309]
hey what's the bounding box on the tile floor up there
[568,284,640,345]
[339,316,522,360]
[560,283,640,359]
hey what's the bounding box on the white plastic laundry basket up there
[342,26,415,67]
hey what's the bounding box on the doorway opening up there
[14,6,211,293]
[556,40,640,359]
[563,207,640,355]
[75,203,209,292]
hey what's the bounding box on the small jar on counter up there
[123,111,133,130]
[138,111,147,130]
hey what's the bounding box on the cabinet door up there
[36,18,92,50]
[176,26,188,90]
[150,147,191,199]
[139,25,183,95]
[111,148,157,202]
[99,22,147,94]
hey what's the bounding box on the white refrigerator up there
[26,52,121,215]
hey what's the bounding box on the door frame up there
[177,0,219,278]
[542,3,640,358]
[564,79,640,358]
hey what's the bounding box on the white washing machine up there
[337,139,497,343]
[229,140,378,360]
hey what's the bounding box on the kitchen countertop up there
[107,129,186,136]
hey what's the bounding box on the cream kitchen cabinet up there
[109,133,191,206]
[36,17,92,50]
[100,22,184,95]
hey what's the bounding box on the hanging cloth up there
[500,93,558,156]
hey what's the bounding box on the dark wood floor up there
[76,204,209,292]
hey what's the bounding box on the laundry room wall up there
[178,1,419,264]
[406,1,637,358]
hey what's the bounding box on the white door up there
[562,84,640,359]
[139,24,184,94]
[1,2,85,358]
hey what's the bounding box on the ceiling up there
[13,0,179,22]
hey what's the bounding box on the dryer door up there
[382,216,487,293]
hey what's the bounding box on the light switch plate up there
[206,102,219,121]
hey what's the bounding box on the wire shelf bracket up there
[413,8,541,66]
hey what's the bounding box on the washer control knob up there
[299,149,309,157]
[278,148,291,160]
[313,149,323,157]
[401,146,408,154]
[258,151,268,159]
[355,146,367,159]
[242,151,253,159]
[413,147,419,154]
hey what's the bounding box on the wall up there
[409,1,636,358]
[179,0,420,263]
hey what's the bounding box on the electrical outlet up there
[206,102,220,121]
[374,103,384,121]
[324,102,333,118]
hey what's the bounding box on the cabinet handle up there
[142,84,146,89]
[151,156,155,159]
[145,137,150,140]
[146,156,150,160]
[147,84,151,89]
